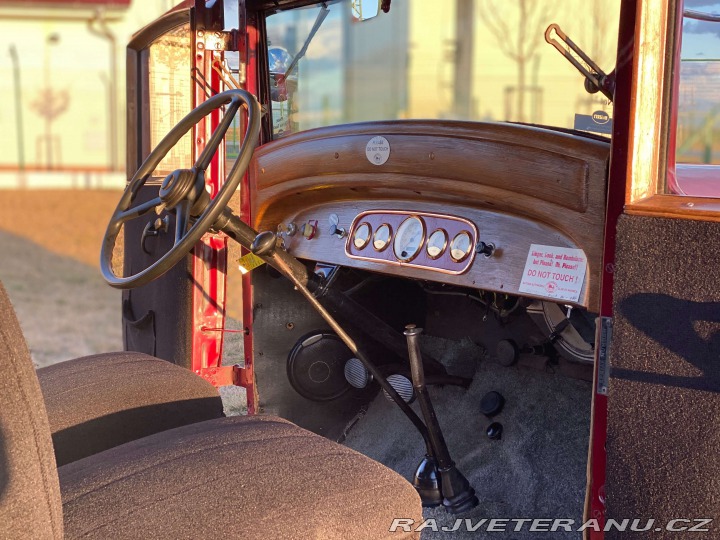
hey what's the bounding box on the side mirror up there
[351,0,381,21]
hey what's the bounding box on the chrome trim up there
[372,223,393,252]
[352,222,372,250]
[344,210,478,276]
[426,228,448,260]
[393,215,426,263]
[450,230,473,263]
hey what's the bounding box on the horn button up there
[159,169,198,209]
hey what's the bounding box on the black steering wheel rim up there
[100,89,260,289]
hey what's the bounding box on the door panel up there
[606,214,720,533]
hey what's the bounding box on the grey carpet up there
[344,336,592,538]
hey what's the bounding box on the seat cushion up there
[0,282,63,539]
[60,415,422,539]
[38,352,224,466]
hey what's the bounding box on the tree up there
[478,0,554,122]
[30,87,70,169]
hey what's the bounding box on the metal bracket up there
[197,29,232,51]
[596,316,612,395]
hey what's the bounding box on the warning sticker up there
[237,253,266,274]
[518,244,587,302]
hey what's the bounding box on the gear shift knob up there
[250,231,278,256]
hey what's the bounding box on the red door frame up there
[187,0,258,412]
[586,0,636,535]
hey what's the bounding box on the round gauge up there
[373,223,392,251]
[353,222,372,249]
[450,231,473,262]
[393,216,425,262]
[426,229,448,259]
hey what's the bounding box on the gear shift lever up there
[404,324,479,514]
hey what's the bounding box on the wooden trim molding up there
[250,120,610,309]
[625,0,674,205]
[624,0,720,222]
[626,194,720,222]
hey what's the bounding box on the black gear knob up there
[250,231,277,256]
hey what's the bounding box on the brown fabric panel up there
[0,282,63,539]
[606,215,720,538]
[38,352,224,466]
[60,415,422,540]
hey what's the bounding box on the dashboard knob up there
[251,231,277,256]
[280,222,297,236]
[301,220,318,239]
[329,224,347,238]
[476,241,496,257]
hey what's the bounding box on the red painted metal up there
[190,1,229,385]
[239,12,259,414]
[187,0,258,409]
[586,1,636,537]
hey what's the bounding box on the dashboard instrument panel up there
[345,211,478,275]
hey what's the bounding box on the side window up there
[146,23,193,175]
[670,3,720,195]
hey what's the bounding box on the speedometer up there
[393,216,425,262]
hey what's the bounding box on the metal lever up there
[545,23,615,101]
[141,216,170,254]
[405,325,478,514]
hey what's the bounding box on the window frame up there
[625,0,720,222]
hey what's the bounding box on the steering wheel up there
[101,89,260,289]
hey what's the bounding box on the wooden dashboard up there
[249,120,610,310]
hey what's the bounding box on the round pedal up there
[382,373,416,404]
[344,357,373,389]
[287,332,352,401]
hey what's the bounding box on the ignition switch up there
[277,222,297,237]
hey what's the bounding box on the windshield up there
[265,0,621,139]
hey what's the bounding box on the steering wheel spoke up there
[174,199,191,245]
[117,197,162,223]
[194,98,242,172]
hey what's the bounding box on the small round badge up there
[365,136,390,166]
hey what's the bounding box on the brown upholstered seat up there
[38,352,224,466]
[60,415,421,539]
[0,282,422,540]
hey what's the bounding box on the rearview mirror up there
[351,0,380,21]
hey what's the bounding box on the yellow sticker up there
[237,252,266,274]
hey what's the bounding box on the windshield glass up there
[265,0,621,139]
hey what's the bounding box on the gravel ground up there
[0,190,125,366]
[0,189,248,419]
[0,228,123,367]
[0,189,245,368]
